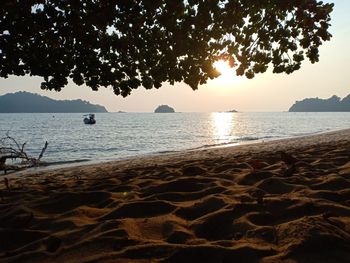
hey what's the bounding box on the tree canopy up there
[0,0,334,96]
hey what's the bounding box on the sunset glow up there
[213,60,240,86]
[213,60,233,76]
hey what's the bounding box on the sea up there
[0,112,349,167]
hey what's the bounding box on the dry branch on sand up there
[0,133,48,174]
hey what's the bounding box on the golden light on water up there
[211,112,234,142]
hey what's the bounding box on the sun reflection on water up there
[211,112,234,143]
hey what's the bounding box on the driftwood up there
[0,133,48,174]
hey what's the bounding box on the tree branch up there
[0,134,49,174]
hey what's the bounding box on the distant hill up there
[154,105,175,113]
[0,92,108,113]
[289,94,350,112]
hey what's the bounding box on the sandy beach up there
[1,129,350,263]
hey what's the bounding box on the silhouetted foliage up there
[0,1,334,96]
[289,94,350,112]
[0,92,107,113]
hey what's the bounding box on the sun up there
[213,60,233,77]
[212,59,241,85]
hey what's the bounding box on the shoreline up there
[2,111,350,172]
[1,128,350,262]
[10,127,350,177]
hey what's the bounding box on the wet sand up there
[1,129,350,262]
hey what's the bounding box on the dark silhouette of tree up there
[0,0,334,96]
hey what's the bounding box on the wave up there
[190,135,281,150]
[156,150,179,154]
[39,159,91,167]
[290,128,331,137]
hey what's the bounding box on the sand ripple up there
[1,130,350,262]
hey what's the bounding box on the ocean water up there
[0,112,349,166]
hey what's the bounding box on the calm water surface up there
[0,112,349,165]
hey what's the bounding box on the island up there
[225,109,238,113]
[0,92,108,113]
[154,105,175,113]
[289,94,350,112]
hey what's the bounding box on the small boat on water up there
[83,114,96,124]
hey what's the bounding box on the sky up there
[1,1,349,113]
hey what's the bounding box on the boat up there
[83,114,96,124]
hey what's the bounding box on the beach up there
[1,129,350,262]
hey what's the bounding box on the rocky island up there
[154,105,175,113]
[289,94,350,112]
[0,92,108,113]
